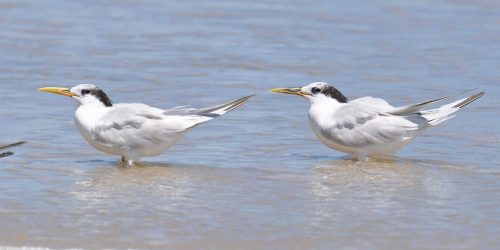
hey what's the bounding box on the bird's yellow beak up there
[270,87,309,96]
[38,87,77,97]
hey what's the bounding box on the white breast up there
[307,100,417,159]
[308,109,358,155]
[74,105,124,156]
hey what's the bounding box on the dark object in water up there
[0,152,13,158]
[0,141,27,158]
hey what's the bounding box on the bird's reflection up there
[307,156,460,222]
[70,161,216,212]
[0,151,13,158]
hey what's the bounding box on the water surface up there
[0,0,499,249]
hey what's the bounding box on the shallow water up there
[0,0,499,249]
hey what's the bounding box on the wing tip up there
[223,94,255,112]
[196,94,255,118]
[453,91,485,109]
[0,141,27,150]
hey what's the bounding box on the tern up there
[39,84,253,166]
[0,141,26,158]
[271,82,484,159]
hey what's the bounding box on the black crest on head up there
[322,86,348,103]
[90,88,113,107]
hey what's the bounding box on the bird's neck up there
[75,104,110,128]
[308,99,344,126]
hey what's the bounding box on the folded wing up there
[334,89,485,147]
[386,88,478,115]
[91,95,254,150]
[327,104,422,148]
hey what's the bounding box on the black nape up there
[91,88,113,107]
[322,86,348,103]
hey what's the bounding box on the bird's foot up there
[120,156,134,167]
[126,160,134,167]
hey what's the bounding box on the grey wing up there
[91,104,195,150]
[163,95,254,118]
[386,88,477,115]
[90,95,253,150]
[349,96,395,112]
[329,104,422,147]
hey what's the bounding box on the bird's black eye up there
[81,89,91,95]
[311,87,321,94]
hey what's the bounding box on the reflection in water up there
[311,157,418,199]
[308,158,414,225]
[0,152,13,158]
[71,161,200,209]
[307,157,461,229]
[0,0,498,248]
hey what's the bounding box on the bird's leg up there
[120,156,134,167]
[127,160,134,167]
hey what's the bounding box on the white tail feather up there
[194,95,255,117]
[419,92,484,125]
[162,95,254,129]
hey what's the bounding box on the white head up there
[271,82,348,105]
[38,84,113,107]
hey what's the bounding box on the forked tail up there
[195,95,255,118]
[420,91,484,125]
[162,95,254,128]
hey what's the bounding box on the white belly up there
[308,117,411,159]
[74,117,188,160]
[309,118,357,154]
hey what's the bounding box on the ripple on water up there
[0,0,499,249]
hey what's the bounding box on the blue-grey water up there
[0,0,499,249]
